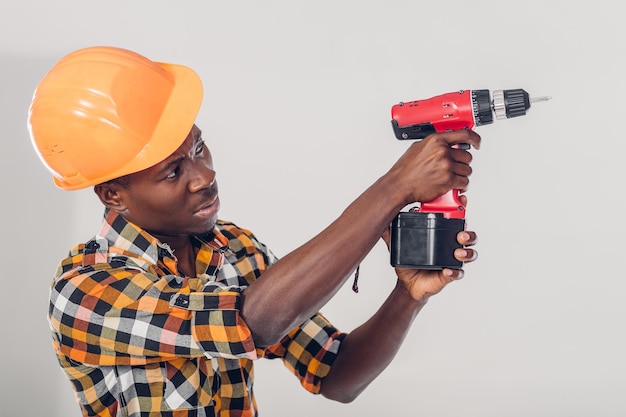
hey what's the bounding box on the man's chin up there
[196,216,219,235]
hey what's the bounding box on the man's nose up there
[188,163,216,192]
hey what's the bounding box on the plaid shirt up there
[49,209,345,417]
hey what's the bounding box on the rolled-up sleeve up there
[262,313,346,394]
[170,283,257,359]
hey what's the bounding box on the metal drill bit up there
[530,96,552,103]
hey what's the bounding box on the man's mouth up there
[194,194,219,215]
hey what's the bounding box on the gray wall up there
[1,1,624,416]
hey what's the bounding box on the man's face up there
[113,125,220,238]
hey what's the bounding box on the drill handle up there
[416,143,468,219]
[418,189,465,219]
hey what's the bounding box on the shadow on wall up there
[0,51,82,417]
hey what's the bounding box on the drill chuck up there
[492,88,532,120]
[473,88,535,125]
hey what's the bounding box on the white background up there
[1,1,625,416]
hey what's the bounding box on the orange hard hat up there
[28,46,203,190]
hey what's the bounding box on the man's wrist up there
[394,281,429,310]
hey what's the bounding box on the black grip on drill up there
[391,120,437,140]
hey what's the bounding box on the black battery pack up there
[390,211,465,270]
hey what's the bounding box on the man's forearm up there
[241,174,407,347]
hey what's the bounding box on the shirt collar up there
[98,209,229,268]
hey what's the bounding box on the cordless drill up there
[389,89,550,269]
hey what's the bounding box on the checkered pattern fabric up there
[49,209,346,416]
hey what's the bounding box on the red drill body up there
[392,90,479,139]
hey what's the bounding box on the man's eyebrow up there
[155,129,204,175]
[157,155,183,176]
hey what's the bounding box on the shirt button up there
[171,294,190,307]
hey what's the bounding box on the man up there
[28,46,480,417]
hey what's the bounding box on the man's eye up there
[195,141,205,155]
[165,167,180,180]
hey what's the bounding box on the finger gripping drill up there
[390,89,550,269]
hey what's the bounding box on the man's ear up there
[94,182,127,213]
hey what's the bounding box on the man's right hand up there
[385,129,481,205]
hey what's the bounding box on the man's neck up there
[153,233,197,277]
